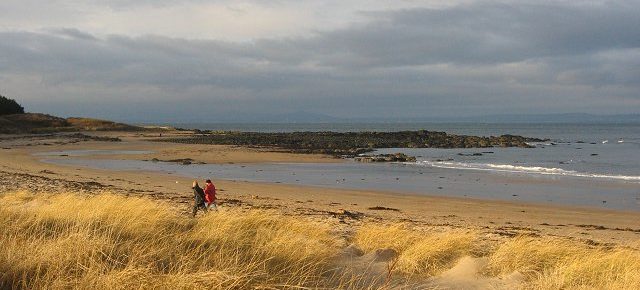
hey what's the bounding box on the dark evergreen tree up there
[0,94,25,115]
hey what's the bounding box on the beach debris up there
[334,209,363,220]
[148,158,204,165]
[367,206,400,212]
[218,198,242,206]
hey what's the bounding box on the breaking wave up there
[411,161,640,181]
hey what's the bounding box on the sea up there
[41,122,640,211]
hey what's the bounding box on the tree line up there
[0,94,24,116]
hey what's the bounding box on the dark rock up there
[154,130,545,156]
[66,133,121,142]
[458,152,483,156]
[152,158,198,165]
[354,153,417,163]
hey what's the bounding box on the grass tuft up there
[486,236,640,289]
[355,224,477,276]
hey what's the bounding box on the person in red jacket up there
[204,179,217,210]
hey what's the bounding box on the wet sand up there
[1,131,639,245]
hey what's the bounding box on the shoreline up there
[1,131,639,245]
[38,149,640,211]
[38,156,640,214]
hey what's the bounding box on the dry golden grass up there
[2,191,639,289]
[66,117,140,131]
[487,236,640,289]
[354,224,477,276]
[354,223,421,253]
[0,191,349,289]
[396,231,476,276]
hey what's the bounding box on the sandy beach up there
[2,131,639,246]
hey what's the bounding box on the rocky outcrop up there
[354,153,417,163]
[157,130,546,156]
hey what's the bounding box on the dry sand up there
[1,131,639,288]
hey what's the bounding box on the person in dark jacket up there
[192,180,207,217]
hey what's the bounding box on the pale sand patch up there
[426,256,523,289]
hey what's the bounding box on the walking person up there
[192,180,207,217]
[204,179,217,210]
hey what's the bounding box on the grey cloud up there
[1,1,639,121]
[49,28,99,41]
[298,2,640,68]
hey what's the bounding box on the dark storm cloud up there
[0,1,638,121]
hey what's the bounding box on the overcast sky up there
[1,0,639,122]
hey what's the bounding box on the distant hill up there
[459,113,640,123]
[0,113,143,134]
[160,111,342,123]
[346,113,640,124]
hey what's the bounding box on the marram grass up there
[354,224,477,276]
[486,236,640,289]
[1,191,639,289]
[0,191,345,289]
